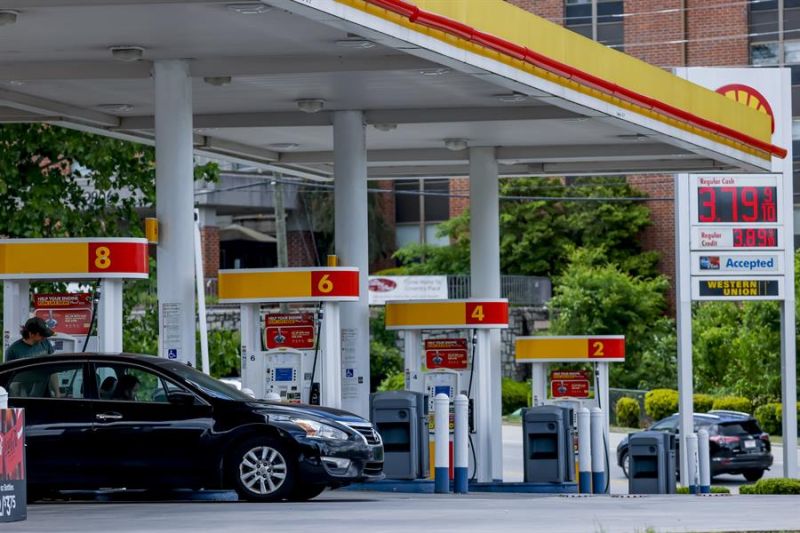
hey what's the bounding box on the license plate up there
[744,439,757,449]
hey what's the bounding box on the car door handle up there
[96,412,123,421]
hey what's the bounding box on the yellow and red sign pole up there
[0,238,150,355]
[218,267,359,409]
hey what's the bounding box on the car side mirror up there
[167,391,196,406]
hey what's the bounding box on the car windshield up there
[166,363,252,401]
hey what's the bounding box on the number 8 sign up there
[88,242,149,274]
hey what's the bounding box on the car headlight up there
[290,417,349,440]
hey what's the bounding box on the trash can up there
[370,391,429,480]
[522,405,575,483]
[628,430,677,494]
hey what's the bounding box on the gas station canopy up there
[0,0,784,179]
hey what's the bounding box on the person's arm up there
[44,339,54,355]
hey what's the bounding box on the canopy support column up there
[154,59,196,367]
[334,110,370,417]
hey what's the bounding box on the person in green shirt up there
[5,317,55,362]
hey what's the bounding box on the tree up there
[547,247,672,389]
[393,176,658,278]
[0,124,217,356]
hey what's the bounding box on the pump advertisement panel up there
[0,408,25,523]
[32,293,92,336]
[550,370,591,398]
[264,313,315,350]
[424,338,468,370]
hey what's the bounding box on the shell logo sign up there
[716,84,775,134]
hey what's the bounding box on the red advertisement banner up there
[33,293,92,336]
[264,313,315,349]
[550,370,591,398]
[0,409,24,482]
[425,338,468,370]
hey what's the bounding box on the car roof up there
[0,352,179,371]
[667,411,757,424]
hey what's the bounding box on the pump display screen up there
[275,368,294,382]
[697,186,777,223]
[434,385,451,398]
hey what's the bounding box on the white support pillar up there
[97,279,123,352]
[239,303,260,396]
[532,363,547,406]
[469,146,502,481]
[321,302,342,409]
[404,330,422,393]
[3,280,29,358]
[474,329,493,482]
[333,110,370,417]
[154,59,196,367]
[675,174,694,483]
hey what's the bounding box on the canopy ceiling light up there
[495,92,528,103]
[0,10,18,26]
[372,123,397,132]
[204,76,232,87]
[296,99,325,113]
[444,138,468,151]
[335,38,375,49]
[110,46,145,62]
[266,143,300,151]
[226,3,272,14]
[97,104,134,113]
[418,67,450,76]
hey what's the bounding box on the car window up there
[650,417,677,431]
[8,362,85,399]
[94,364,190,404]
[719,421,761,436]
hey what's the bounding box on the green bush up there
[377,372,405,391]
[738,478,800,495]
[711,395,753,414]
[502,378,530,415]
[693,394,715,413]
[644,389,678,421]
[676,486,730,494]
[754,403,782,435]
[615,397,641,428]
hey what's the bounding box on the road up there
[502,424,800,493]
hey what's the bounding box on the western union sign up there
[692,277,783,300]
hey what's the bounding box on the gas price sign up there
[691,175,782,225]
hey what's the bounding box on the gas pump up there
[217,266,359,408]
[0,238,150,356]
[385,299,509,483]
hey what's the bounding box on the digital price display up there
[697,186,777,223]
[733,228,778,248]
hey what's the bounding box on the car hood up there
[247,400,368,424]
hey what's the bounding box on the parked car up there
[616,412,772,482]
[0,353,384,502]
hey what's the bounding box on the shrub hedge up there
[676,486,730,494]
[502,378,530,415]
[693,394,715,413]
[754,403,781,435]
[739,478,800,495]
[644,389,679,421]
[711,396,753,414]
[615,397,641,428]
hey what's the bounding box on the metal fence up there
[448,275,551,306]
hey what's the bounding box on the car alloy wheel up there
[622,453,630,479]
[239,445,288,496]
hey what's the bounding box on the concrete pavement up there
[9,491,800,533]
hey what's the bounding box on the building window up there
[564,0,624,49]
[394,179,450,247]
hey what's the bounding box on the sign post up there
[675,67,795,479]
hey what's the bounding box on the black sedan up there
[0,353,384,502]
[616,411,772,481]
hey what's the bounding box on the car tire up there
[743,469,765,482]
[288,484,326,501]
[621,453,630,479]
[230,438,296,502]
